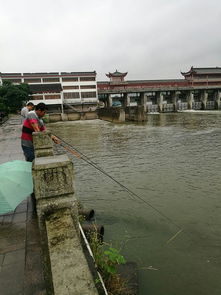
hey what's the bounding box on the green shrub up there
[88,228,131,295]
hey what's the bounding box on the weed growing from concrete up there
[89,229,132,295]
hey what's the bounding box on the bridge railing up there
[32,131,99,295]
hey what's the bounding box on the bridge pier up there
[139,92,147,112]
[172,91,179,111]
[215,90,221,109]
[156,92,164,112]
[98,107,125,122]
[137,105,146,121]
[123,93,130,107]
[200,90,208,110]
[107,94,112,107]
[125,106,146,121]
[187,91,194,110]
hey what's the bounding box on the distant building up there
[106,70,128,83]
[181,67,221,85]
[99,67,221,93]
[0,71,98,112]
[98,67,221,111]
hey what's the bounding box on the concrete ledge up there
[46,209,98,295]
[45,112,98,122]
[32,143,99,294]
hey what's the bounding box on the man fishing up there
[20,102,35,123]
[21,102,59,162]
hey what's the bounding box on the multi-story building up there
[0,71,98,113]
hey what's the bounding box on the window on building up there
[2,79,22,83]
[45,94,61,99]
[81,91,97,98]
[23,78,41,83]
[80,85,96,89]
[31,95,44,100]
[63,85,79,90]
[80,77,96,81]
[62,77,78,82]
[43,78,60,83]
[63,92,80,99]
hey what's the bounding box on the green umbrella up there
[0,160,33,215]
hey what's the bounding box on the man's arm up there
[30,121,60,143]
[30,122,41,132]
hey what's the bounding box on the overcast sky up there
[0,0,221,80]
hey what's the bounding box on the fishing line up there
[54,133,183,235]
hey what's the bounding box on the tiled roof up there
[98,79,184,84]
[0,71,96,78]
[181,67,221,76]
[23,72,59,76]
[0,73,22,76]
[106,70,128,77]
[60,71,96,76]
[193,68,221,74]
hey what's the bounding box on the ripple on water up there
[51,113,221,295]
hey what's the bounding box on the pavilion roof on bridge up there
[106,70,128,78]
[181,66,221,77]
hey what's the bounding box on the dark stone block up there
[15,200,28,213]
[27,196,37,217]
[26,219,40,246]
[24,243,46,295]
[0,262,24,295]
[3,248,25,265]
[0,254,4,265]
[0,239,26,254]
[2,213,13,224]
[13,212,27,223]
[0,224,26,254]
[13,222,27,230]
[24,204,46,294]
[0,216,4,224]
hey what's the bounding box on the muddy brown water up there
[49,111,221,295]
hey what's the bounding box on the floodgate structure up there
[1,67,221,122]
[98,67,221,111]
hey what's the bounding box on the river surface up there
[49,111,221,295]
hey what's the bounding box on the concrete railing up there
[32,131,99,295]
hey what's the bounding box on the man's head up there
[26,102,34,111]
[35,103,47,118]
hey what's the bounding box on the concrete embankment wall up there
[47,111,98,123]
[125,106,147,122]
[98,106,147,122]
[32,132,99,295]
[98,107,125,123]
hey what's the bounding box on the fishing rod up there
[54,133,183,241]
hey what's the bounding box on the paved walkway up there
[0,115,46,295]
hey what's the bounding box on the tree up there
[0,81,30,113]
